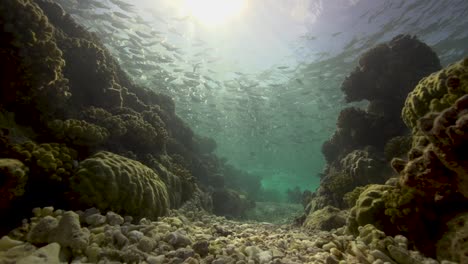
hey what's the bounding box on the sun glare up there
[184,0,247,26]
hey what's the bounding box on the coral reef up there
[347,184,395,236]
[342,186,366,208]
[342,35,441,108]
[346,59,468,259]
[8,141,77,183]
[47,119,109,148]
[314,35,441,222]
[436,212,468,263]
[0,0,70,125]
[69,151,170,219]
[307,148,392,212]
[398,93,468,199]
[403,57,468,131]
[323,35,440,166]
[0,159,28,209]
[303,206,347,231]
[383,135,412,161]
[0,0,261,223]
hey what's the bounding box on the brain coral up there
[69,151,169,219]
[402,57,468,131]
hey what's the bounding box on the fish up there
[184,72,199,79]
[109,0,135,12]
[113,11,132,19]
[192,63,202,73]
[111,21,128,30]
[277,66,289,70]
[134,30,153,39]
[89,0,108,9]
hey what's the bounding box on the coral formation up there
[0,0,268,232]
[315,36,442,225]
[342,186,366,208]
[346,60,468,258]
[383,135,412,161]
[436,212,468,263]
[398,93,468,199]
[403,57,468,131]
[9,141,77,183]
[0,159,28,209]
[303,206,347,231]
[47,119,109,148]
[70,151,170,219]
[308,149,391,212]
[347,184,394,236]
[342,35,441,106]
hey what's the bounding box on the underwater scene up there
[0,0,467,263]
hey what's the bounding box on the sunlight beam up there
[183,0,247,26]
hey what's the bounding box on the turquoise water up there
[57,0,468,202]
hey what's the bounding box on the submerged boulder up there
[303,206,347,231]
[69,151,170,219]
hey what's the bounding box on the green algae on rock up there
[402,57,468,132]
[0,159,28,209]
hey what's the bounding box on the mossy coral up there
[70,151,170,219]
[342,35,441,105]
[343,186,366,208]
[383,135,412,161]
[9,141,77,182]
[383,93,468,257]
[347,184,394,236]
[0,159,28,209]
[0,0,70,119]
[402,57,468,131]
[47,119,109,148]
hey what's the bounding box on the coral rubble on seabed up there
[0,206,447,264]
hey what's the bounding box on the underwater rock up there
[106,211,124,226]
[0,159,28,209]
[192,240,209,257]
[384,136,412,162]
[0,0,70,124]
[165,230,192,248]
[212,188,255,219]
[26,211,89,253]
[8,141,77,183]
[48,211,90,251]
[347,184,394,236]
[342,34,441,107]
[303,206,347,231]
[1,206,446,264]
[403,57,468,132]
[46,119,109,148]
[340,149,392,185]
[318,36,441,218]
[16,242,61,264]
[436,212,468,263]
[27,216,59,244]
[308,148,392,213]
[69,151,170,219]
